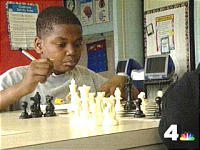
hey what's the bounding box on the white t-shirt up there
[0,65,107,110]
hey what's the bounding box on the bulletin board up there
[86,39,108,73]
[6,2,39,50]
[64,0,110,26]
[0,0,63,74]
[144,2,191,77]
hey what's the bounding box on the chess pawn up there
[138,92,146,101]
[19,101,30,119]
[138,92,147,114]
[157,90,163,98]
[114,87,123,112]
[154,90,163,117]
[133,98,145,118]
[44,95,56,117]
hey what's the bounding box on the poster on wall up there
[80,0,93,26]
[155,14,175,53]
[144,2,190,77]
[64,0,81,19]
[87,40,108,73]
[95,0,109,23]
[6,2,39,50]
[64,0,76,12]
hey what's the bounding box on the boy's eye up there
[74,42,82,48]
[57,43,66,48]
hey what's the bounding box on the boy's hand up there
[21,58,53,94]
[98,75,127,97]
[98,75,139,99]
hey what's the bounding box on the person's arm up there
[0,82,30,110]
[0,59,53,110]
[98,75,139,99]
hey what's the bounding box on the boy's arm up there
[0,82,30,110]
[0,59,53,110]
[98,75,139,99]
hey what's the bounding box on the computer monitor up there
[116,58,142,76]
[144,54,175,80]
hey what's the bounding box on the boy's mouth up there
[62,61,76,67]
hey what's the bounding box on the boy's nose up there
[65,44,76,55]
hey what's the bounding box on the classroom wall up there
[0,0,63,74]
[113,0,144,68]
[194,0,200,67]
[82,0,113,35]
[79,32,115,78]
[144,0,187,11]
[144,0,200,68]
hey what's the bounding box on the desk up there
[0,111,167,150]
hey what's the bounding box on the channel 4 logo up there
[164,124,195,141]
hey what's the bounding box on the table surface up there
[0,110,162,149]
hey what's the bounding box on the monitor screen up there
[117,61,127,73]
[146,57,166,73]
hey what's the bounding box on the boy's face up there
[35,24,83,74]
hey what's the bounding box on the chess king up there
[0,6,139,111]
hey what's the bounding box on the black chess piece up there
[34,92,43,117]
[154,96,162,117]
[19,101,30,119]
[133,98,145,118]
[44,95,56,117]
[30,97,40,118]
[124,77,136,112]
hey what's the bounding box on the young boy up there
[0,6,138,111]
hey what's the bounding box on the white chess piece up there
[70,92,82,126]
[103,95,119,126]
[89,93,96,112]
[79,85,91,120]
[114,87,122,112]
[157,90,163,98]
[69,79,78,112]
[138,92,146,101]
[73,93,81,119]
[95,92,105,125]
[88,93,97,124]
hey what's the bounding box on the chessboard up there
[19,78,162,124]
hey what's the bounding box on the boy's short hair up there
[36,6,82,38]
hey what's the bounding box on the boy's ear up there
[34,36,43,54]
